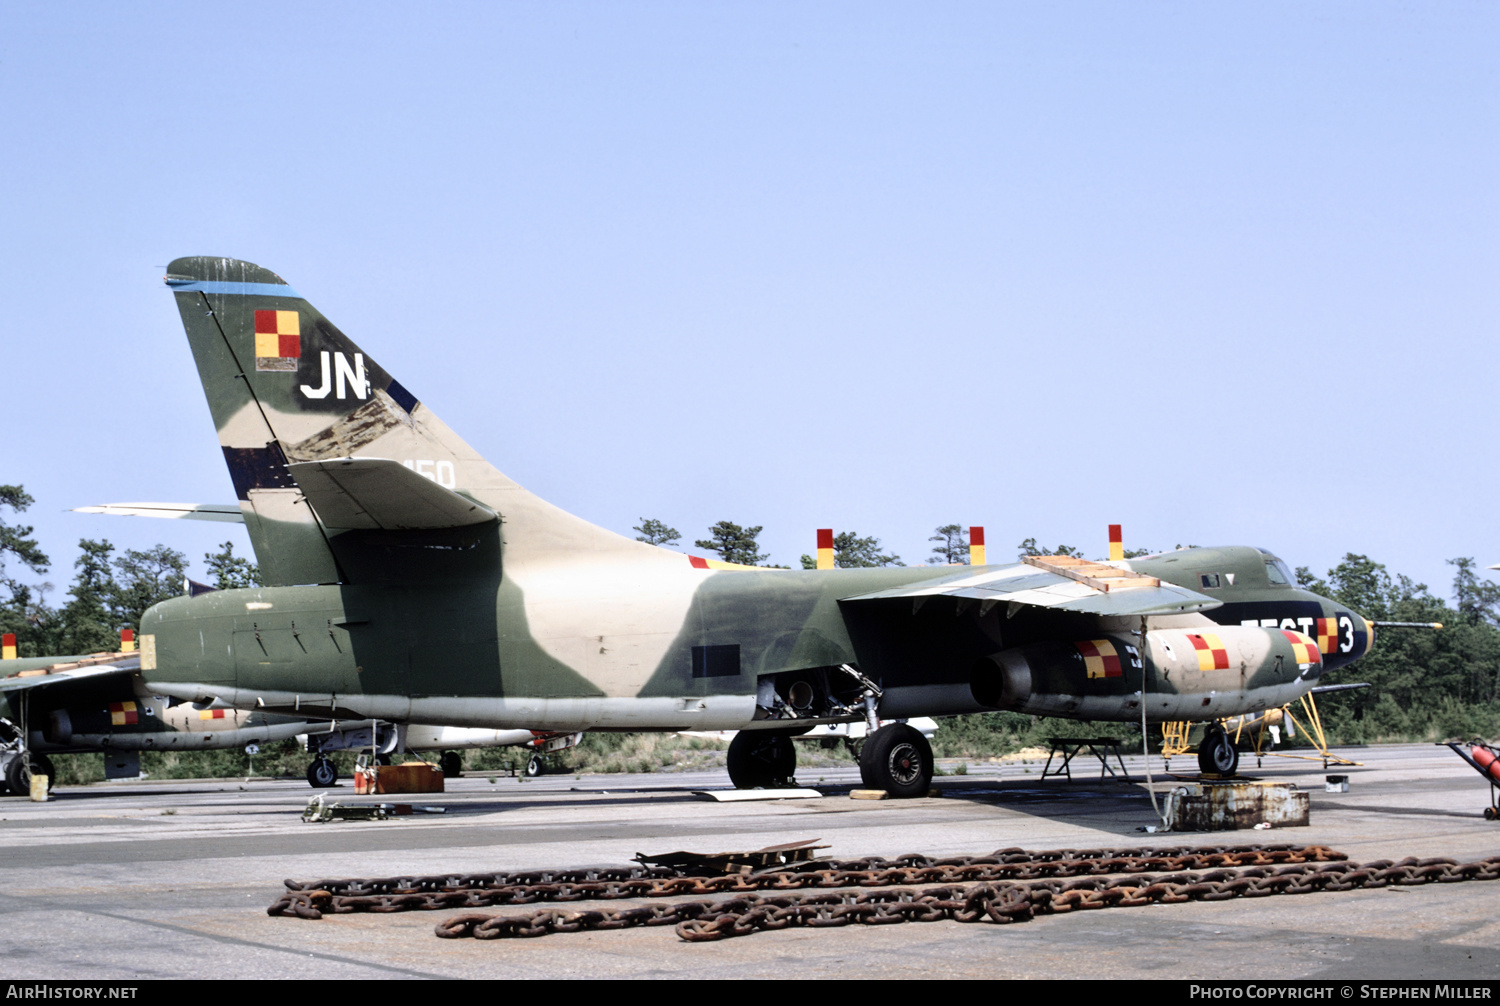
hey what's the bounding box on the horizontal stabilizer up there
[287,458,499,531]
[842,557,1220,617]
[0,652,141,693]
[73,503,244,523]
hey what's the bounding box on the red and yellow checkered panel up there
[1076,638,1123,679]
[253,310,301,371]
[1315,617,1339,654]
[1281,629,1322,666]
[1187,633,1230,671]
[109,701,138,726]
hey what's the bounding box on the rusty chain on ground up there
[431,855,1500,943]
[269,843,1343,920]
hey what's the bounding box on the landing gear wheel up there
[525,753,543,777]
[859,723,932,798]
[440,751,463,778]
[1198,726,1240,777]
[5,754,33,795]
[306,757,337,788]
[726,732,797,789]
[1484,806,1497,821]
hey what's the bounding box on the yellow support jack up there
[1160,721,1192,770]
[1268,691,1361,769]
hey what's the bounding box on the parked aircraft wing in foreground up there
[0,649,569,793]
[138,257,1376,796]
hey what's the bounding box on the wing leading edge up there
[842,555,1221,617]
[0,652,142,693]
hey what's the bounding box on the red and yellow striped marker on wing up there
[1108,524,1123,562]
[969,526,985,566]
[1187,633,1230,671]
[199,708,228,721]
[816,529,835,570]
[1075,639,1123,678]
[1282,629,1322,666]
[120,628,134,653]
[2,633,14,660]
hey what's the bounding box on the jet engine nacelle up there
[970,625,1323,724]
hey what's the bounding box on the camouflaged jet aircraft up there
[136,257,1376,796]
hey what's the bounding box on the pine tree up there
[799,532,904,568]
[205,541,260,590]
[111,544,189,630]
[57,539,120,654]
[695,521,770,566]
[929,525,969,565]
[1016,536,1082,559]
[632,519,681,547]
[0,485,52,658]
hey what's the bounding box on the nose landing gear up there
[306,756,337,788]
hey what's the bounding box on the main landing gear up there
[727,732,797,789]
[2,752,55,795]
[859,723,933,798]
[1198,724,1240,777]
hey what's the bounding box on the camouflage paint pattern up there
[139,258,1373,733]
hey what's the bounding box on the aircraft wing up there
[285,457,498,530]
[0,652,141,693]
[72,503,244,522]
[842,555,1221,617]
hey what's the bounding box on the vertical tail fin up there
[165,256,640,585]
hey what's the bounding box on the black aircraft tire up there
[525,754,543,777]
[1198,727,1240,777]
[440,751,463,778]
[863,724,933,799]
[726,732,797,789]
[857,735,880,787]
[5,755,32,796]
[306,758,338,788]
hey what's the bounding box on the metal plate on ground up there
[693,787,823,802]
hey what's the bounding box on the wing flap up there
[286,458,498,530]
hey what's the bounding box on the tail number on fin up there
[300,352,369,400]
[403,459,456,488]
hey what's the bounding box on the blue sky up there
[2,2,1496,598]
